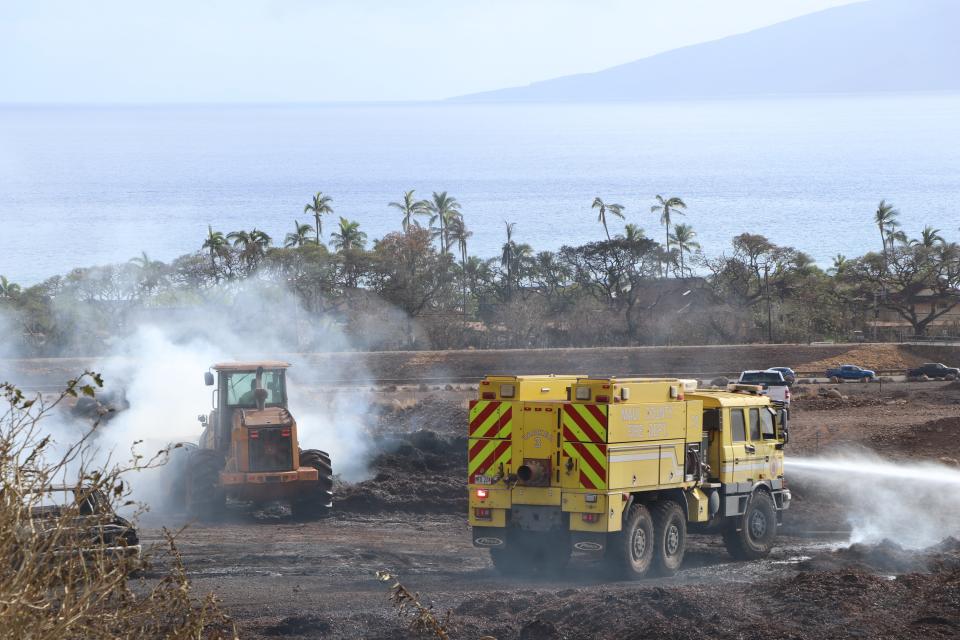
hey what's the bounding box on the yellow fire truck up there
[468,375,791,578]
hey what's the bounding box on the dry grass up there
[0,372,236,639]
[376,570,451,639]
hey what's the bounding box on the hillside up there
[454,0,959,102]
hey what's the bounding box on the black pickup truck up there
[906,362,960,380]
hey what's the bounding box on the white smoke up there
[787,453,960,549]
[5,280,383,515]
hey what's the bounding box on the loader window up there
[748,408,761,441]
[730,409,746,442]
[225,371,285,406]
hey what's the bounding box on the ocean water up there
[1,94,959,285]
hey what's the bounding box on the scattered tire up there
[186,449,225,520]
[723,491,777,560]
[293,449,334,519]
[605,503,655,579]
[651,500,687,576]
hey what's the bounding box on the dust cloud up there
[787,453,960,549]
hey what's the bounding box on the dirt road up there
[128,378,960,639]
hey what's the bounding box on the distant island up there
[453,0,959,102]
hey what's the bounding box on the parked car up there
[21,485,141,563]
[906,362,960,380]
[768,366,797,385]
[737,369,791,405]
[826,364,876,382]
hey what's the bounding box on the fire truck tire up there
[605,503,655,579]
[293,449,334,519]
[186,449,225,520]
[652,500,687,576]
[723,491,777,560]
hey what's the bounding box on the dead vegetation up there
[0,374,235,639]
[376,571,451,639]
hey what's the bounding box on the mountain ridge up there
[452,0,959,102]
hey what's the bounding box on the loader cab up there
[204,361,292,452]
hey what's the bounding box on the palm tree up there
[284,219,315,248]
[201,225,228,274]
[669,223,700,276]
[330,217,367,253]
[591,197,625,241]
[621,223,645,242]
[873,200,900,265]
[304,192,334,244]
[500,222,517,295]
[389,190,430,232]
[427,191,462,254]
[447,215,472,269]
[228,229,271,267]
[912,225,945,248]
[130,251,165,293]
[828,254,850,276]
[446,215,473,313]
[227,230,252,253]
[0,275,21,300]
[651,195,687,254]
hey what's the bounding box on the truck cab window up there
[730,409,746,442]
[703,409,720,431]
[748,408,761,441]
[761,408,776,439]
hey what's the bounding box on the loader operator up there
[237,379,258,406]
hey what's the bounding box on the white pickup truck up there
[737,370,791,405]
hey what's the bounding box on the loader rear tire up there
[186,449,225,521]
[605,503,655,579]
[292,449,334,519]
[723,491,777,560]
[652,500,687,576]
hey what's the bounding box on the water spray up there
[786,453,960,549]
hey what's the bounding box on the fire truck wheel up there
[605,503,655,579]
[293,449,334,519]
[723,491,777,560]
[652,500,687,576]
[186,449,225,520]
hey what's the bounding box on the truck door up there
[746,407,776,482]
[516,403,560,486]
[724,408,749,483]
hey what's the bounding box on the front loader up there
[170,361,333,520]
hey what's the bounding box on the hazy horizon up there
[1,0,859,104]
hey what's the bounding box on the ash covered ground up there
[121,379,960,639]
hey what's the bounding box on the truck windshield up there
[225,370,285,406]
[740,372,784,385]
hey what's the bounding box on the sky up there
[1,0,862,103]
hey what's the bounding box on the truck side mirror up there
[204,371,214,386]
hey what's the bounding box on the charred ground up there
[122,378,960,639]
